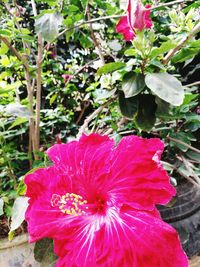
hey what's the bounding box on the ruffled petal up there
[53,209,188,267]
[107,136,176,210]
[47,134,114,198]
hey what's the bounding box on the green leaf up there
[171,48,200,63]
[150,40,177,58]
[145,72,184,106]
[124,49,137,57]
[0,29,11,36]
[121,72,145,98]
[34,238,57,264]
[0,42,9,55]
[17,179,27,196]
[119,91,138,119]
[135,95,157,131]
[97,62,126,75]
[8,117,28,130]
[35,12,63,42]
[155,97,170,116]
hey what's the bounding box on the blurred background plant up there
[0,0,199,258]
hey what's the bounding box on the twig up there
[148,0,191,10]
[163,21,200,65]
[77,97,116,137]
[167,136,200,154]
[184,81,200,87]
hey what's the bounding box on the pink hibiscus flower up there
[116,0,153,41]
[25,134,188,267]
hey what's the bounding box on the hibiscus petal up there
[47,134,114,198]
[116,16,135,41]
[107,136,176,210]
[53,209,188,267]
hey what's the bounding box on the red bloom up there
[116,0,153,41]
[25,134,188,267]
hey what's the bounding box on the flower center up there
[51,193,87,216]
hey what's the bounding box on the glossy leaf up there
[97,62,126,75]
[119,91,138,118]
[135,95,157,131]
[145,72,184,106]
[121,72,145,98]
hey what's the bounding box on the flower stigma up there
[51,193,87,216]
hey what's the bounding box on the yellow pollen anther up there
[51,193,87,216]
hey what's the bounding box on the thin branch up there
[167,136,200,154]
[163,21,200,65]
[77,97,116,137]
[184,81,200,87]
[148,0,192,10]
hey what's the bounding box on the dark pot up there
[158,180,200,258]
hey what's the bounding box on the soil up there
[0,216,27,239]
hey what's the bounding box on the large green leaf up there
[119,91,138,119]
[135,95,157,131]
[121,72,145,98]
[97,62,125,75]
[35,13,63,42]
[145,72,184,106]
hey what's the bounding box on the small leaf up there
[121,72,145,98]
[97,62,126,75]
[119,91,138,119]
[0,198,4,216]
[145,72,184,106]
[150,40,177,58]
[35,13,63,42]
[124,49,137,56]
[8,117,28,129]
[135,95,157,131]
[34,238,57,264]
[9,197,29,234]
